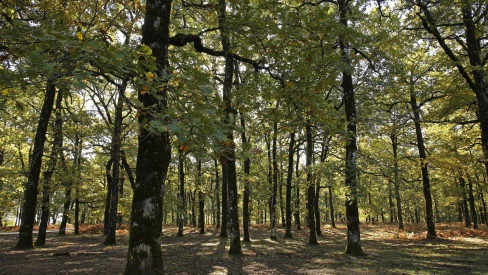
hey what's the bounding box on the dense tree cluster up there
[1,0,487,273]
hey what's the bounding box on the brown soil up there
[1,223,488,274]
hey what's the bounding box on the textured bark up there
[218,0,240,254]
[338,0,363,255]
[35,88,63,246]
[305,122,318,245]
[409,82,436,238]
[284,132,295,238]
[16,80,57,249]
[124,0,172,273]
[105,80,128,245]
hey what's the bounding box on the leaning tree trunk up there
[338,0,364,255]
[218,0,240,254]
[284,131,295,238]
[16,80,57,249]
[124,0,172,273]
[35,87,63,246]
[409,80,436,239]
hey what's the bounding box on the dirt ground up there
[1,223,488,275]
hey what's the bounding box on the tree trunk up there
[305,121,318,245]
[295,146,301,230]
[338,0,364,255]
[214,158,221,228]
[105,79,128,245]
[467,177,478,229]
[16,80,57,249]
[35,88,63,246]
[409,81,436,238]
[314,177,322,235]
[459,176,472,227]
[124,0,172,273]
[177,149,185,237]
[241,116,251,242]
[270,107,279,241]
[390,134,404,229]
[285,132,295,238]
[104,158,113,235]
[198,159,205,234]
[74,189,80,235]
[218,0,240,254]
[328,186,336,228]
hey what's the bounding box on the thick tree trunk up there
[105,80,128,245]
[124,0,172,273]
[16,80,57,249]
[35,88,63,246]
[218,0,240,254]
[305,122,318,245]
[338,0,364,255]
[285,132,295,238]
[177,150,185,237]
[409,82,436,238]
[103,158,113,235]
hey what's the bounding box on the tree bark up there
[124,0,172,273]
[16,80,57,249]
[270,106,279,241]
[197,159,205,234]
[409,79,436,238]
[459,176,472,227]
[241,116,251,242]
[177,149,185,237]
[35,87,63,246]
[103,158,113,235]
[338,0,364,255]
[105,79,128,245]
[285,132,295,238]
[467,177,478,229]
[295,146,301,230]
[390,133,404,229]
[218,0,240,254]
[305,121,318,245]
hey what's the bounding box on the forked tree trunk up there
[16,80,57,249]
[36,88,64,246]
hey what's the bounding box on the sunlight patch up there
[210,266,228,274]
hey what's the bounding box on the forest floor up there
[1,222,488,275]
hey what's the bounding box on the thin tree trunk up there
[285,132,295,238]
[305,121,318,245]
[215,158,221,228]
[198,159,205,234]
[35,88,63,246]
[177,149,185,237]
[105,79,128,244]
[295,146,301,230]
[409,79,436,238]
[103,158,113,235]
[328,186,336,228]
[467,177,478,229]
[270,106,279,241]
[16,80,57,249]
[390,134,404,229]
[74,189,80,235]
[241,116,251,242]
[125,0,172,273]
